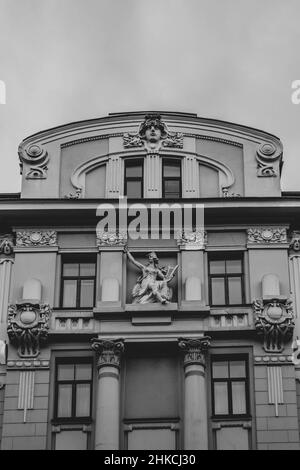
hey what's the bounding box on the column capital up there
[178,336,211,367]
[91,338,124,370]
[176,230,207,250]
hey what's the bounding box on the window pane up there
[214,382,229,415]
[126,181,142,198]
[57,384,72,417]
[209,260,225,274]
[62,280,77,308]
[212,361,229,378]
[63,263,79,277]
[164,163,180,177]
[126,163,142,177]
[229,361,246,378]
[211,277,225,305]
[75,363,92,381]
[58,364,75,381]
[228,277,242,304]
[76,384,91,417]
[80,279,94,307]
[232,381,247,414]
[164,180,180,195]
[80,263,95,277]
[226,259,242,274]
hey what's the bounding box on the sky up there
[0,0,300,193]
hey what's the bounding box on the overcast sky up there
[0,0,300,193]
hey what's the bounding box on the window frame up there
[208,252,245,306]
[124,158,144,198]
[53,357,94,424]
[162,158,182,199]
[211,355,250,420]
[60,256,96,309]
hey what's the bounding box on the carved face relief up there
[145,125,162,143]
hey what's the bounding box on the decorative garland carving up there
[256,143,282,177]
[64,188,82,199]
[16,230,57,247]
[253,299,294,353]
[18,144,49,180]
[123,114,183,153]
[96,230,127,247]
[91,338,124,370]
[247,227,287,244]
[176,230,207,249]
[178,336,211,367]
[7,303,51,357]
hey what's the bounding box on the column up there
[0,258,14,342]
[91,338,124,450]
[178,336,210,450]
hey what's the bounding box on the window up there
[60,257,96,309]
[162,159,181,198]
[125,159,143,198]
[54,359,93,422]
[208,253,244,306]
[211,357,249,418]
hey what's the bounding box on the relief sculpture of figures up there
[125,247,178,305]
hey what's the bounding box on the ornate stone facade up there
[16,230,57,247]
[96,230,127,247]
[7,302,51,357]
[123,114,183,153]
[91,338,124,370]
[253,298,294,353]
[176,230,207,249]
[178,337,211,367]
[247,227,287,244]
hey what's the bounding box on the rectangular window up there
[211,357,249,418]
[54,359,93,422]
[125,159,143,198]
[208,253,244,306]
[60,257,96,309]
[162,159,181,198]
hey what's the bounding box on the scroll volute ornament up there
[18,143,49,179]
[256,142,283,177]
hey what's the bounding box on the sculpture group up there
[125,247,178,304]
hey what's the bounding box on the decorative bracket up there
[256,143,282,177]
[18,143,49,180]
[253,298,294,353]
[7,302,51,358]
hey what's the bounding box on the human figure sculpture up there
[125,246,178,304]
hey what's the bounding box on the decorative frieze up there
[18,143,49,179]
[16,230,57,247]
[7,303,51,358]
[178,337,210,367]
[96,230,127,247]
[123,114,183,153]
[6,359,50,369]
[253,298,294,353]
[177,230,207,249]
[247,227,287,244]
[91,338,124,370]
[256,142,282,177]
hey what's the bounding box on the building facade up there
[0,111,300,450]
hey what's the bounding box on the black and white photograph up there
[1,0,300,453]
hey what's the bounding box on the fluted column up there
[91,338,124,450]
[0,258,14,341]
[178,336,210,450]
